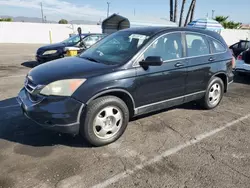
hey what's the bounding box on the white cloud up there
[0,0,106,20]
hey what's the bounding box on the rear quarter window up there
[210,39,227,53]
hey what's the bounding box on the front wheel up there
[80,96,129,146]
[200,77,224,109]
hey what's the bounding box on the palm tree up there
[174,0,178,22]
[190,0,196,22]
[170,0,174,21]
[184,0,196,26]
[179,0,186,26]
[214,16,229,24]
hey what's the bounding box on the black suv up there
[17,27,234,146]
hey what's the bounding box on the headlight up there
[43,50,57,55]
[40,79,86,96]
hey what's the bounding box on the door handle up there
[208,57,215,62]
[175,62,184,67]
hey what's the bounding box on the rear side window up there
[185,33,210,57]
[247,42,250,48]
[240,41,248,48]
[211,39,226,53]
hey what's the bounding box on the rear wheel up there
[80,96,129,146]
[200,77,224,109]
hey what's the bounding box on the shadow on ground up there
[21,61,40,68]
[0,96,200,148]
[0,97,91,148]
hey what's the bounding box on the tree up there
[0,17,13,22]
[58,19,68,24]
[214,16,241,29]
[179,0,186,26]
[214,16,228,23]
[223,21,241,29]
[173,0,178,22]
[184,0,196,26]
[190,0,196,22]
[170,0,174,21]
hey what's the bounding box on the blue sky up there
[0,0,249,23]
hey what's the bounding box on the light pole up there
[40,2,44,23]
[212,10,215,19]
[107,2,110,17]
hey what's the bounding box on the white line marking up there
[91,114,250,188]
[1,74,26,79]
[0,104,19,109]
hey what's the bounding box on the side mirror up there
[139,56,163,67]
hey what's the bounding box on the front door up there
[134,32,187,114]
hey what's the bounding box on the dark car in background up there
[229,39,250,58]
[235,48,250,74]
[36,33,106,63]
[18,27,234,146]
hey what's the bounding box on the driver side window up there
[142,33,183,62]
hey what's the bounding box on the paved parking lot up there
[1,44,250,188]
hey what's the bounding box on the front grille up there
[25,77,37,94]
[24,77,44,102]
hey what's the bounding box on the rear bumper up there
[17,88,85,135]
[234,60,250,73]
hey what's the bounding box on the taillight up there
[232,56,236,68]
[237,54,242,60]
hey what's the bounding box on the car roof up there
[81,33,106,36]
[120,26,224,42]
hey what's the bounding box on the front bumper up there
[17,88,84,135]
[36,52,64,63]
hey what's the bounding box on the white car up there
[235,48,250,74]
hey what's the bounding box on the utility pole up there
[107,2,110,17]
[170,0,174,21]
[134,8,136,16]
[40,2,44,23]
[212,10,215,19]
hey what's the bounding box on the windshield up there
[62,35,85,45]
[79,31,151,65]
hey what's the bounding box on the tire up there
[200,77,224,110]
[80,96,129,146]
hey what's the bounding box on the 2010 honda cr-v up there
[17,27,234,146]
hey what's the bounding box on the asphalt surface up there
[1,44,250,188]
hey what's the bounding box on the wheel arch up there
[86,89,136,117]
[212,72,228,92]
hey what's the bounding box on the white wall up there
[0,22,102,44]
[221,29,250,45]
[0,22,249,45]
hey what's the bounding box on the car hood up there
[37,43,66,53]
[28,57,116,85]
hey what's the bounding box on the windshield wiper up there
[82,56,99,63]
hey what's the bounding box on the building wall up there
[0,22,102,44]
[0,22,249,45]
[221,29,250,45]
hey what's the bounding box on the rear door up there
[134,32,187,113]
[184,32,214,101]
[236,41,248,57]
